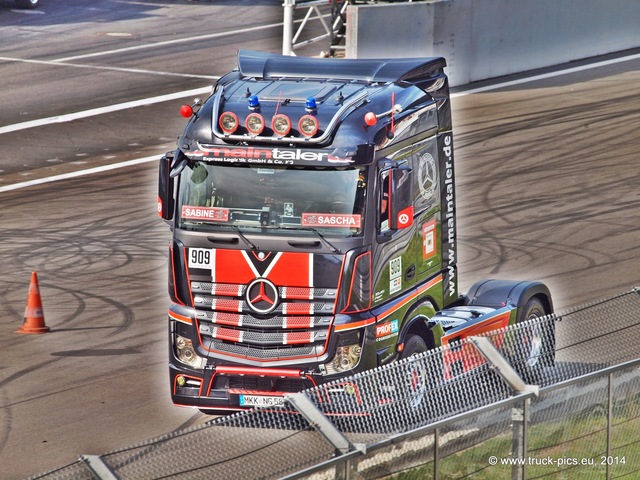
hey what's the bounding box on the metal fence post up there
[434,428,440,478]
[510,398,529,480]
[282,0,295,55]
[287,392,353,454]
[607,372,613,480]
[468,336,538,396]
[79,455,119,480]
[287,392,365,479]
[469,336,537,480]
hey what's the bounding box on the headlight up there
[325,344,362,374]
[219,112,239,134]
[175,335,207,369]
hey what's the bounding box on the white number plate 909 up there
[188,248,212,269]
[239,395,285,408]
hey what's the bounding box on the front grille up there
[194,296,335,315]
[207,339,318,359]
[215,375,311,393]
[193,281,335,360]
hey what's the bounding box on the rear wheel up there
[400,335,429,410]
[509,297,555,383]
[402,334,428,358]
[15,0,39,8]
[353,334,432,434]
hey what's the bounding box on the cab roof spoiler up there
[237,50,447,84]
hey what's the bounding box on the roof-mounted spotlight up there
[246,113,265,135]
[219,112,239,134]
[298,115,319,137]
[272,114,292,136]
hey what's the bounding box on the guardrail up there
[28,288,640,479]
[285,358,640,479]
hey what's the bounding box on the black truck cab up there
[158,50,553,413]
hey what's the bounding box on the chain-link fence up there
[300,360,640,480]
[28,288,640,480]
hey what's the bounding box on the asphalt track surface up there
[0,1,639,478]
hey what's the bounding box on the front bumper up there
[169,362,371,415]
[171,363,318,412]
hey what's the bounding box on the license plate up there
[239,394,285,408]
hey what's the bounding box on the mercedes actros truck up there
[158,50,553,414]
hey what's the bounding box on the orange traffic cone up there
[17,272,50,334]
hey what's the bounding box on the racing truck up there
[157,50,554,414]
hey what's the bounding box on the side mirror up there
[158,153,175,221]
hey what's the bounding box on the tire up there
[15,0,39,8]
[402,334,429,358]
[352,334,432,434]
[400,335,429,410]
[342,333,441,436]
[508,297,555,384]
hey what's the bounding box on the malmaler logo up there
[442,133,457,298]
[302,213,361,228]
[194,146,351,164]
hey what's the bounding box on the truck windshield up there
[177,162,367,237]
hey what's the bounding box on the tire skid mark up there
[0,357,65,456]
[453,75,640,300]
[0,390,13,457]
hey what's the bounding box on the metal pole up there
[287,393,353,455]
[80,455,120,480]
[434,428,440,478]
[511,404,525,480]
[468,336,538,396]
[523,398,529,480]
[282,0,295,56]
[607,372,613,480]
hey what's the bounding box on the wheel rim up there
[406,361,427,408]
[524,324,543,367]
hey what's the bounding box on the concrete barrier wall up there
[345,0,640,86]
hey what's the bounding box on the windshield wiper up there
[271,226,342,254]
[207,224,260,251]
[231,225,260,251]
[207,224,340,253]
